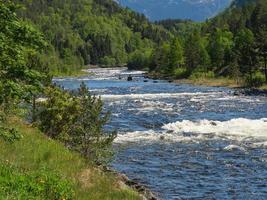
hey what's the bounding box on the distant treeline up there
[128,0,267,87]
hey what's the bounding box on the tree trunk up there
[32,95,36,123]
[264,56,267,83]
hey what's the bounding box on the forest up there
[10,0,267,88]
[13,0,170,75]
[142,0,267,88]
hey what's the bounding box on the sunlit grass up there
[0,116,140,200]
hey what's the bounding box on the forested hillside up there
[14,0,170,74]
[148,0,267,87]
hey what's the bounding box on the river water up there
[54,68,267,200]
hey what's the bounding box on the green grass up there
[0,117,140,200]
[174,77,242,88]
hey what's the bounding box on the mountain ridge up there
[116,0,233,21]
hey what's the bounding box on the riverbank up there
[147,72,267,94]
[0,116,141,199]
[52,69,91,78]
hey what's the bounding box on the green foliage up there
[100,56,117,67]
[184,31,210,72]
[245,71,265,87]
[68,83,117,164]
[128,49,153,70]
[149,0,267,88]
[208,28,233,69]
[189,71,215,80]
[149,42,171,72]
[167,37,184,74]
[0,1,47,109]
[14,0,170,74]
[0,116,140,199]
[37,84,116,165]
[234,28,256,73]
[0,125,22,143]
[0,162,74,200]
[174,68,189,79]
[37,86,79,139]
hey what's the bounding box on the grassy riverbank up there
[174,77,267,91]
[0,116,140,200]
[148,71,267,91]
[174,77,241,88]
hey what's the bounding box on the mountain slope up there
[14,0,171,74]
[116,0,233,21]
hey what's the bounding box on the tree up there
[234,28,257,79]
[184,31,209,72]
[128,49,152,70]
[68,83,117,164]
[37,83,117,164]
[0,1,47,111]
[0,1,47,141]
[208,28,233,69]
[167,37,184,75]
[149,42,170,72]
[251,0,267,82]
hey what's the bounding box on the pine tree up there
[167,37,184,75]
[68,82,117,164]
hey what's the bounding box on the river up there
[54,68,267,200]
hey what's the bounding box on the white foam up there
[252,141,267,148]
[83,67,146,80]
[162,118,267,138]
[127,100,176,113]
[101,92,220,100]
[115,130,196,144]
[224,145,246,151]
[115,118,267,144]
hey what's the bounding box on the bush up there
[37,84,116,165]
[0,111,22,143]
[100,56,117,67]
[174,68,189,79]
[189,70,215,80]
[245,72,265,87]
[0,162,74,199]
[127,49,152,70]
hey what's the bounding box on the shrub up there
[0,111,22,143]
[68,83,117,164]
[174,68,189,79]
[245,71,265,87]
[37,83,116,165]
[189,70,215,80]
[127,49,152,70]
[100,56,116,67]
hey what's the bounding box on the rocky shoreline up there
[103,166,158,200]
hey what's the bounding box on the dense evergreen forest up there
[14,0,170,75]
[146,0,267,87]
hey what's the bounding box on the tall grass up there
[0,116,140,200]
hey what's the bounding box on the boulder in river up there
[127,76,133,81]
[210,121,217,126]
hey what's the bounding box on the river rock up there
[127,76,133,81]
[210,121,217,126]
